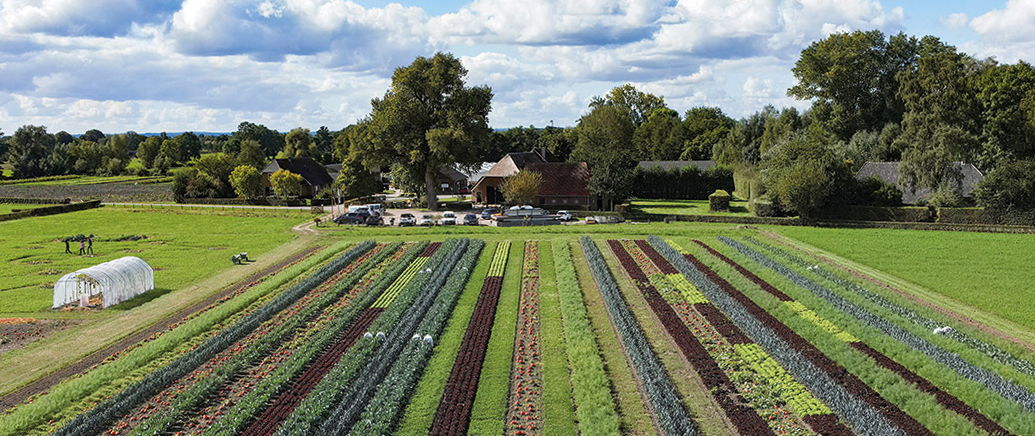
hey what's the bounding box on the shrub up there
[709,189,731,212]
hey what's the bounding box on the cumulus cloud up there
[430,0,667,46]
[0,0,180,37]
[169,0,438,70]
[941,12,969,30]
[968,0,1035,62]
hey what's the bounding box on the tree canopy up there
[350,52,493,210]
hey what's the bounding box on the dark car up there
[365,213,384,226]
[334,212,363,225]
[463,214,479,225]
[480,208,497,220]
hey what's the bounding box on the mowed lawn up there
[775,226,1035,330]
[0,207,304,314]
[630,198,751,216]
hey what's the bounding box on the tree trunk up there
[425,166,439,211]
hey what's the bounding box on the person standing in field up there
[64,239,72,254]
[87,237,94,255]
[78,239,85,255]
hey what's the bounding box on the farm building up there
[261,158,335,198]
[472,151,591,207]
[855,161,985,204]
[52,256,154,308]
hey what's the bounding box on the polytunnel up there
[53,256,154,308]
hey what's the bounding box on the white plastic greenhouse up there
[52,256,154,308]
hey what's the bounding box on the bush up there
[750,198,780,217]
[709,189,731,212]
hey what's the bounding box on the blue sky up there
[1,0,1033,134]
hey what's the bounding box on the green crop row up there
[372,257,430,308]
[128,242,403,436]
[0,241,350,436]
[392,241,498,435]
[272,240,458,436]
[347,239,484,435]
[732,343,832,416]
[51,241,377,436]
[552,240,620,436]
[487,240,511,277]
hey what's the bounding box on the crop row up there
[112,243,400,436]
[711,239,1015,435]
[580,237,700,436]
[551,241,620,436]
[430,240,510,436]
[743,236,1035,380]
[652,236,917,436]
[607,240,773,436]
[208,241,438,436]
[371,257,430,308]
[264,241,451,435]
[175,243,417,435]
[312,239,470,435]
[346,239,485,435]
[505,241,543,436]
[720,237,1035,415]
[632,240,839,435]
[52,241,378,436]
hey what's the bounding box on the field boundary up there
[0,244,321,412]
[761,230,1035,351]
[0,200,101,222]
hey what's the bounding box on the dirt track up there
[0,246,321,412]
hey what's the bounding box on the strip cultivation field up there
[4,232,1035,436]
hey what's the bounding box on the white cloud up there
[941,12,969,30]
[968,0,1035,62]
[0,0,179,36]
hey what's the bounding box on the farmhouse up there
[471,151,591,207]
[261,157,334,198]
[855,161,985,205]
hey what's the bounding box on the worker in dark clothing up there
[87,236,94,255]
[64,238,72,254]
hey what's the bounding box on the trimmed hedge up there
[708,190,731,212]
[0,200,102,222]
[630,165,733,200]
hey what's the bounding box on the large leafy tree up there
[8,125,56,178]
[284,127,314,158]
[229,165,262,199]
[270,169,302,198]
[233,122,284,157]
[175,132,203,161]
[572,105,637,211]
[679,106,735,161]
[589,83,666,126]
[352,52,493,211]
[136,136,161,169]
[789,30,918,138]
[976,61,1035,167]
[633,107,681,160]
[896,40,984,196]
[761,125,850,220]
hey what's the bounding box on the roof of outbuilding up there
[855,161,985,204]
[524,162,590,198]
[482,152,545,179]
[262,158,334,186]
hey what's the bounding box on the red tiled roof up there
[524,162,590,197]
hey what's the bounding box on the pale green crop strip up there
[733,343,833,416]
[372,257,430,308]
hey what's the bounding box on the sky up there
[1,0,1033,134]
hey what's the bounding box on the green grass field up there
[772,226,1035,331]
[629,199,751,216]
[0,207,303,314]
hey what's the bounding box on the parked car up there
[463,214,479,225]
[365,213,384,226]
[334,212,363,225]
[441,211,457,225]
[364,203,383,214]
[557,210,573,221]
[418,214,435,226]
[398,213,416,227]
[480,208,497,220]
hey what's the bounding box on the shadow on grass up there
[108,287,174,311]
